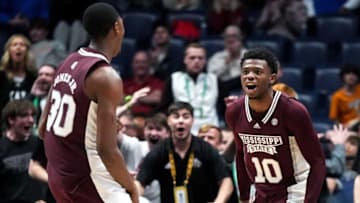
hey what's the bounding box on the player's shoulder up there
[226,95,246,113]
[279,94,309,116]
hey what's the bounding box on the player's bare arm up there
[38,88,52,139]
[84,65,139,202]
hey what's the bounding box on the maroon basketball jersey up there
[44,48,113,202]
[226,91,326,202]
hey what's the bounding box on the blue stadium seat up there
[246,39,284,62]
[297,93,317,116]
[290,41,328,68]
[341,42,360,65]
[123,12,158,43]
[200,39,224,58]
[279,68,303,93]
[167,38,185,72]
[316,16,358,44]
[313,122,332,133]
[112,38,136,78]
[314,68,341,96]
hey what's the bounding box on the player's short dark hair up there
[2,99,37,129]
[82,2,119,40]
[240,47,278,74]
[167,101,194,117]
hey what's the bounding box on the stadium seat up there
[246,39,284,61]
[200,39,224,58]
[279,68,303,93]
[314,68,341,96]
[167,38,185,72]
[316,16,358,44]
[290,41,328,68]
[297,93,317,116]
[313,122,332,133]
[341,42,360,65]
[112,38,136,78]
[123,12,158,43]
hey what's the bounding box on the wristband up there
[124,95,132,103]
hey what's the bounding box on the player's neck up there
[88,42,112,62]
[248,90,274,112]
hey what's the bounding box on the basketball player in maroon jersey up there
[225,48,326,203]
[38,3,140,203]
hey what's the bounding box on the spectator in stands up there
[118,113,170,203]
[198,124,222,151]
[149,23,178,80]
[219,128,234,154]
[160,43,228,134]
[135,101,234,203]
[272,82,299,98]
[162,0,201,11]
[0,34,37,113]
[28,139,56,203]
[0,0,48,27]
[208,25,247,93]
[52,19,88,53]
[327,134,360,202]
[340,0,360,14]
[29,18,66,69]
[123,50,165,117]
[352,130,360,203]
[303,0,360,15]
[256,0,308,41]
[0,99,45,202]
[118,110,140,138]
[207,0,246,35]
[27,64,56,126]
[329,64,360,130]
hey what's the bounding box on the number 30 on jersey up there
[46,89,76,137]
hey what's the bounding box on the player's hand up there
[128,188,140,203]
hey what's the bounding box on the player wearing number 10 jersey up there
[225,48,326,203]
[38,3,141,203]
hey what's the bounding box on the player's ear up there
[113,18,123,35]
[270,73,277,85]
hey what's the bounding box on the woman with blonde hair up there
[0,34,37,112]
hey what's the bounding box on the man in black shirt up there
[135,101,233,203]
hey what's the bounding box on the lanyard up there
[169,151,195,186]
[184,75,207,103]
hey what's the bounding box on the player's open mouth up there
[246,85,256,90]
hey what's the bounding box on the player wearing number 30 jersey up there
[38,3,143,203]
[225,48,325,203]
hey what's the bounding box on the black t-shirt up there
[137,136,231,203]
[0,135,46,203]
